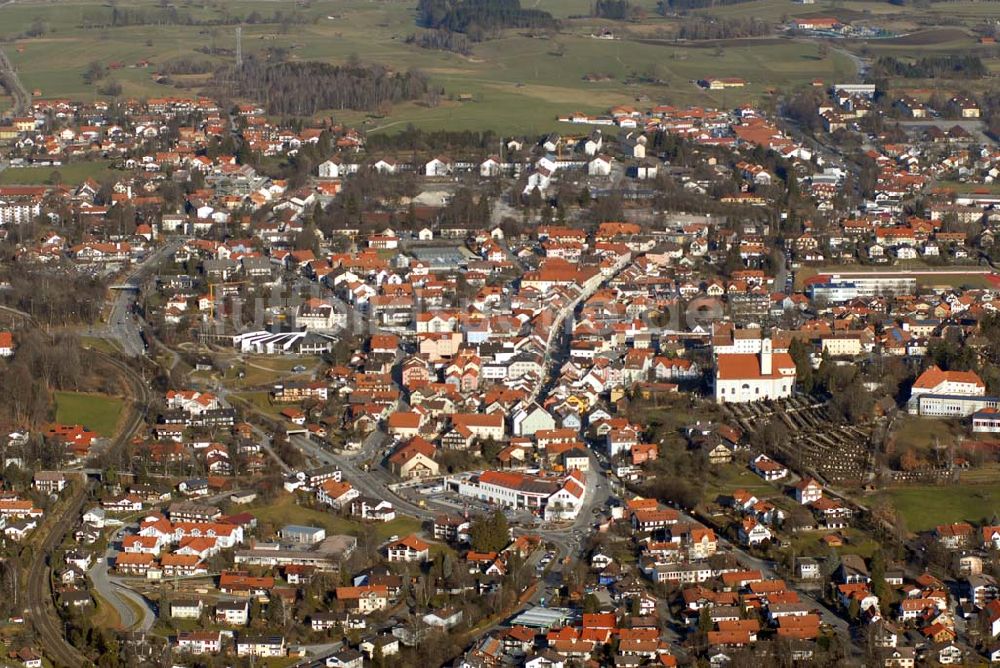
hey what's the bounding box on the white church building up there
[714,338,796,403]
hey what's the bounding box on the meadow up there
[53,389,125,435]
[1,0,855,134]
[0,160,114,184]
[1,0,991,133]
[885,482,1000,533]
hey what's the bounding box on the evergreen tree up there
[469,510,510,552]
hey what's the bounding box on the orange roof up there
[387,412,422,429]
[716,352,795,380]
[390,534,430,552]
[913,365,985,390]
[115,552,154,565]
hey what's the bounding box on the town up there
[0,0,998,666]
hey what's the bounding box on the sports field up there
[53,390,124,436]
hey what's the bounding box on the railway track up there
[24,351,150,667]
[0,46,30,117]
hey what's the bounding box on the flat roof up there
[508,606,574,628]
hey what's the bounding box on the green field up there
[892,415,963,452]
[0,160,115,185]
[1,0,855,134]
[54,390,125,435]
[246,493,422,541]
[703,463,782,505]
[885,483,1000,533]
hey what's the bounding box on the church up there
[714,338,797,403]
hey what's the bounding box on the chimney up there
[760,338,773,376]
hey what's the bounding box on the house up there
[235,635,286,658]
[388,438,439,479]
[33,471,67,494]
[750,454,788,482]
[936,523,974,549]
[423,607,464,628]
[739,518,772,546]
[588,155,613,177]
[216,600,250,626]
[317,479,359,509]
[794,479,823,504]
[359,635,400,660]
[10,648,41,668]
[177,631,222,655]
[326,649,364,668]
[350,497,397,522]
[170,598,204,620]
[335,585,390,614]
[386,535,430,562]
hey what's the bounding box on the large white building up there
[448,469,585,520]
[714,338,796,403]
[908,365,993,417]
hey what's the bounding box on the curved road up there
[25,352,151,667]
[88,523,157,633]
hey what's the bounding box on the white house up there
[425,156,454,177]
[512,403,556,436]
[588,155,613,177]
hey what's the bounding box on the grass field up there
[246,493,422,542]
[1,0,991,133]
[703,463,781,504]
[892,416,963,452]
[54,390,124,435]
[884,483,1000,533]
[1,0,854,134]
[789,527,881,559]
[0,160,115,186]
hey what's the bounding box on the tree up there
[83,60,108,84]
[582,592,601,613]
[869,550,893,614]
[469,510,510,552]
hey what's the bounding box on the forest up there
[657,0,756,13]
[416,0,558,40]
[79,7,311,28]
[406,29,474,55]
[871,54,987,79]
[676,16,771,39]
[592,0,636,20]
[226,57,431,116]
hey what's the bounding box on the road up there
[104,239,184,357]
[26,352,151,667]
[88,524,157,633]
[0,44,30,117]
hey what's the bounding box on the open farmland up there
[1,0,855,134]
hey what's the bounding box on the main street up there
[104,239,185,357]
